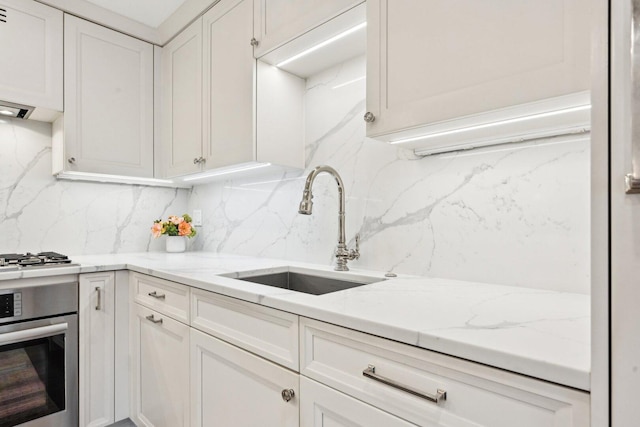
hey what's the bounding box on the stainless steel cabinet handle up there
[363,112,376,123]
[250,37,259,47]
[68,157,76,164]
[148,291,166,300]
[95,286,101,311]
[281,389,295,402]
[194,157,200,164]
[362,365,446,404]
[146,314,163,324]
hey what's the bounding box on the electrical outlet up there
[193,209,202,226]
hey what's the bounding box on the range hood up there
[0,100,34,119]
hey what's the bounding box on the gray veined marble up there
[0,117,189,255]
[188,55,590,294]
[0,54,590,294]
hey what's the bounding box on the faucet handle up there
[351,233,360,260]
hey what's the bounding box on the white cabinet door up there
[190,328,299,427]
[64,15,154,177]
[161,18,203,178]
[79,272,115,427]
[366,0,592,138]
[0,0,62,112]
[300,377,416,427]
[130,303,190,427]
[202,0,255,170]
[253,0,361,57]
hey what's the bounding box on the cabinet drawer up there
[130,272,189,323]
[300,318,589,427]
[191,288,299,370]
[300,376,416,427]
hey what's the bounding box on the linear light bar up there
[276,22,367,68]
[56,171,185,187]
[391,105,591,145]
[181,163,272,182]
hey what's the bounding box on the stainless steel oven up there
[0,278,78,427]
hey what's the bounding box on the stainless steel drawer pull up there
[363,365,447,404]
[148,291,166,299]
[146,314,163,324]
[95,286,101,311]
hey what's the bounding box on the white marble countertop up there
[0,251,590,391]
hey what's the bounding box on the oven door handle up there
[0,323,68,346]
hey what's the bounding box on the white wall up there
[0,116,189,255]
[189,56,591,293]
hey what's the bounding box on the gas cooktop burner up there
[0,252,77,270]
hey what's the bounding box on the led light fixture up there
[276,22,367,68]
[55,171,185,188]
[181,163,272,182]
[382,91,592,157]
[391,105,591,146]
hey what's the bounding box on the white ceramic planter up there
[166,236,186,253]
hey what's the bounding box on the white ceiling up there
[85,0,187,27]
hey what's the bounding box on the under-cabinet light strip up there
[390,104,592,145]
[181,163,272,182]
[276,22,367,68]
[56,171,177,185]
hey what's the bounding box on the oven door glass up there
[0,319,72,427]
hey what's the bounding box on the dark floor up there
[107,419,136,427]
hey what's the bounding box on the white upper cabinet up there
[253,0,362,57]
[366,0,592,147]
[62,15,154,177]
[161,18,203,177]
[0,0,62,117]
[159,0,305,180]
[202,0,255,170]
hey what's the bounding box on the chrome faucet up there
[298,165,360,271]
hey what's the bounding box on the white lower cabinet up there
[301,318,590,427]
[126,273,590,427]
[79,272,115,427]
[190,328,299,427]
[130,303,190,427]
[300,376,415,427]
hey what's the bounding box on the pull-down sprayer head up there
[298,190,313,215]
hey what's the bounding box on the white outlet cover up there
[193,209,202,226]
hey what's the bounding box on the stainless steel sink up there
[227,268,385,295]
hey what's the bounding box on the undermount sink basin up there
[226,268,386,295]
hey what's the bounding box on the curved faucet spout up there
[298,165,359,271]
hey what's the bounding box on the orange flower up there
[178,221,192,236]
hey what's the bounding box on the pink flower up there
[178,222,192,236]
[151,222,163,238]
[168,215,184,225]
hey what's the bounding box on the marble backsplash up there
[0,55,590,293]
[189,56,590,294]
[0,117,189,255]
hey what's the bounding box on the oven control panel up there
[0,293,21,318]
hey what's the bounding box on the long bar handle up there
[148,291,166,300]
[146,314,163,324]
[629,0,640,193]
[362,365,447,404]
[95,286,101,310]
[0,323,68,346]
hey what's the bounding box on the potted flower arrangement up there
[151,214,197,252]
